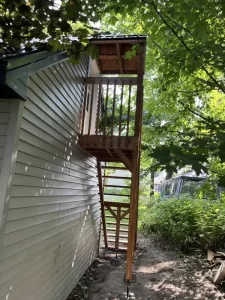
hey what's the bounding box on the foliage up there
[195,180,218,200]
[2,0,225,183]
[141,197,225,252]
[0,0,102,61]
[101,0,225,184]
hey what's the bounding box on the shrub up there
[141,197,225,252]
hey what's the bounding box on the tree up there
[0,0,102,61]
[101,0,225,184]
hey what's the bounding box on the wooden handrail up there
[85,77,137,85]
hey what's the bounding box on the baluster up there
[96,84,102,135]
[103,80,109,137]
[88,83,95,135]
[119,83,124,146]
[126,81,132,139]
[111,80,117,137]
[81,83,88,135]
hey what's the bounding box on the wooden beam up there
[85,77,137,85]
[79,135,139,150]
[90,39,146,45]
[106,149,113,157]
[99,55,125,60]
[126,147,139,281]
[104,201,130,208]
[105,205,117,219]
[120,208,130,221]
[114,148,132,172]
[97,161,108,248]
[116,43,123,74]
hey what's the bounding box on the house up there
[0,35,146,300]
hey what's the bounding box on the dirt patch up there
[67,235,225,300]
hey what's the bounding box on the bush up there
[141,197,225,252]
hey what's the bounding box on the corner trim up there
[0,99,24,257]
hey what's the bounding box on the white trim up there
[0,99,24,252]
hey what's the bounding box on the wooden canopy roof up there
[90,35,146,75]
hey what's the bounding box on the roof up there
[90,34,146,42]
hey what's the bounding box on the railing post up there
[134,75,144,137]
[81,83,88,135]
[88,83,95,135]
[96,84,102,135]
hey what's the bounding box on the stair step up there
[105,215,129,219]
[104,215,129,220]
[101,246,127,251]
[103,193,130,197]
[107,233,128,238]
[103,184,131,189]
[105,227,129,232]
[105,221,129,226]
[107,238,128,243]
[102,175,132,180]
[101,166,129,170]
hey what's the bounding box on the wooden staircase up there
[98,164,131,251]
[79,36,146,282]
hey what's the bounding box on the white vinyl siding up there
[0,100,11,174]
[0,55,100,300]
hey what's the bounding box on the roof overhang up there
[90,35,146,75]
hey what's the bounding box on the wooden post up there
[115,206,121,249]
[97,161,108,248]
[134,149,141,251]
[126,147,139,281]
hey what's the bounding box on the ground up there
[67,235,225,300]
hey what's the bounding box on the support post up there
[126,147,139,281]
[97,161,108,248]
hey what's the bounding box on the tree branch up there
[147,34,168,56]
[176,89,207,94]
[178,100,211,123]
[142,0,225,94]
